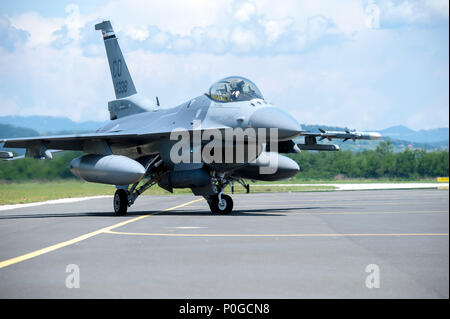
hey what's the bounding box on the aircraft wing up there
[2,131,142,149]
[0,131,168,160]
[0,126,231,159]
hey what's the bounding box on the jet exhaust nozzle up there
[70,154,146,185]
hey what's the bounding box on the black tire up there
[114,189,128,216]
[209,194,233,215]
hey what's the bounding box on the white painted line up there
[251,183,448,191]
[0,196,112,212]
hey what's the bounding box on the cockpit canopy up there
[208,76,264,102]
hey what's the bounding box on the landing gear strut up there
[113,154,164,216]
[207,173,235,214]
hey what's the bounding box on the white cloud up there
[0,15,29,51]
[172,36,194,53]
[234,1,256,22]
[425,0,450,17]
[260,18,293,43]
[124,24,149,41]
[230,28,260,52]
[64,4,83,42]
[0,92,22,116]
[146,26,171,49]
[97,0,234,36]
[375,0,449,27]
[306,15,334,40]
[10,12,64,47]
[0,1,447,131]
[253,0,367,33]
[0,13,110,122]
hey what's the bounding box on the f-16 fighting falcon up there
[0,21,381,216]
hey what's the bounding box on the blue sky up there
[0,0,448,130]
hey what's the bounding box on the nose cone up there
[249,107,302,140]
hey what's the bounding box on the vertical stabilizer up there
[95,20,137,99]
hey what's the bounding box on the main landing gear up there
[113,189,128,216]
[113,155,163,216]
[112,164,239,216]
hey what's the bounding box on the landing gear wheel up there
[209,194,233,215]
[114,189,128,216]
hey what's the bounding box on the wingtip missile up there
[313,130,382,141]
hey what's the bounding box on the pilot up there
[230,80,245,101]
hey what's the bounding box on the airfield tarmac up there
[0,189,448,298]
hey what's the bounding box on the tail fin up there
[95,20,137,99]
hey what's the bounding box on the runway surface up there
[0,189,448,298]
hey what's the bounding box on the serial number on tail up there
[115,80,128,95]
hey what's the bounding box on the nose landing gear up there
[205,173,236,215]
[208,193,233,215]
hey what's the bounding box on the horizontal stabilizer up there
[107,95,156,120]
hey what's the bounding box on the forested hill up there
[377,125,449,143]
[0,123,39,138]
[0,116,106,134]
[0,124,40,155]
[0,141,447,181]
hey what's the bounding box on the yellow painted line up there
[437,177,449,182]
[104,230,449,238]
[0,198,203,269]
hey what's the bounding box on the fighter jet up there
[0,21,381,215]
